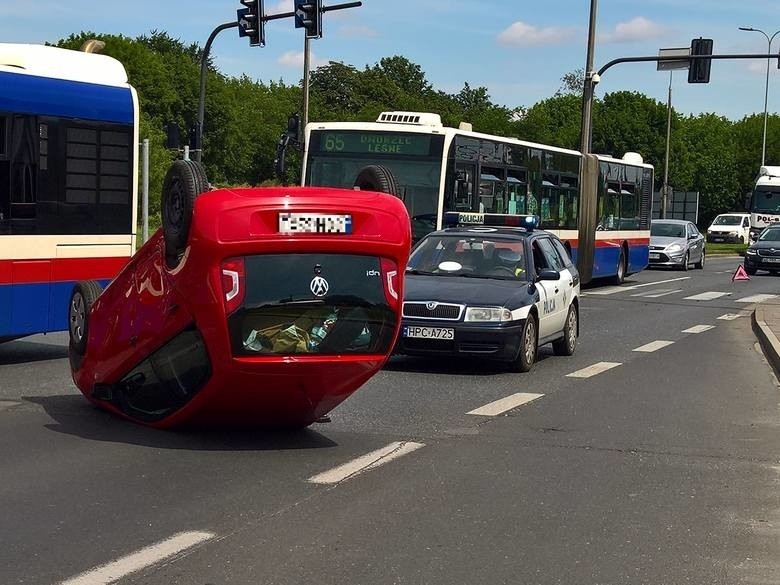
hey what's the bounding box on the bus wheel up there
[354,165,400,197]
[162,160,208,267]
[611,249,626,285]
[68,280,102,364]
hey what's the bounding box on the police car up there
[396,214,580,372]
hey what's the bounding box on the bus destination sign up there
[319,132,432,156]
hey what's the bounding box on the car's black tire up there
[68,280,103,363]
[509,314,538,373]
[745,264,757,276]
[161,160,208,267]
[610,249,626,285]
[353,165,400,197]
[695,248,705,269]
[552,305,578,356]
[679,252,689,271]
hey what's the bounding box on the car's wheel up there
[161,160,208,267]
[510,314,538,373]
[68,280,103,366]
[610,249,626,285]
[353,165,400,197]
[739,235,745,244]
[695,248,705,269]
[745,265,757,276]
[552,304,578,356]
[679,251,689,271]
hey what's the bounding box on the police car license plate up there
[404,326,454,340]
[649,253,660,260]
[278,213,352,234]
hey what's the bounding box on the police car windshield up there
[408,235,528,280]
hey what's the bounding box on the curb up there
[752,306,780,379]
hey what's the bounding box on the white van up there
[706,213,751,243]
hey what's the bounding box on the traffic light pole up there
[195,21,239,163]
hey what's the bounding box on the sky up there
[0,0,778,121]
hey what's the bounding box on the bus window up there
[540,174,560,229]
[479,167,505,213]
[506,168,527,215]
[620,185,639,229]
[598,182,621,231]
[453,163,476,211]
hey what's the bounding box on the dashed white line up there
[59,531,215,585]
[717,313,744,321]
[682,324,715,334]
[684,291,730,301]
[308,441,425,485]
[735,294,779,304]
[566,362,622,378]
[584,277,691,296]
[467,392,544,416]
[632,288,683,298]
[633,340,675,353]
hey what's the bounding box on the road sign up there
[732,265,751,282]
[657,47,690,71]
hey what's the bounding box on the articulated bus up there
[0,43,138,341]
[301,111,654,285]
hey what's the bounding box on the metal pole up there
[662,71,673,219]
[579,0,598,156]
[196,21,238,163]
[141,139,149,242]
[183,145,190,161]
[303,35,311,134]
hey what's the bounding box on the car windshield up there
[758,228,780,242]
[651,222,685,238]
[407,234,528,280]
[712,216,742,226]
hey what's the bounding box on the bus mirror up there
[165,123,181,150]
[287,113,301,143]
[274,133,291,181]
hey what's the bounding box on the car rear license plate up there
[764,257,780,263]
[278,213,352,234]
[649,253,660,260]
[403,326,454,340]
[711,237,723,242]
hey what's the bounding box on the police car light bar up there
[443,212,539,230]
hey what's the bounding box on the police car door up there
[535,238,569,336]
[531,239,563,338]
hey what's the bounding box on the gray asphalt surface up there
[2,256,780,584]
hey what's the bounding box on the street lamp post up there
[739,26,780,167]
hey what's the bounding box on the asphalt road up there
[2,256,780,585]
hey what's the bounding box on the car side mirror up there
[688,233,697,240]
[537,269,560,282]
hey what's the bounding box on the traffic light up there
[294,0,322,39]
[688,37,713,84]
[237,0,265,47]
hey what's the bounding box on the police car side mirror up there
[536,269,560,282]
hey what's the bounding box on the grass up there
[706,242,747,256]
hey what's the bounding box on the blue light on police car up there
[523,215,539,230]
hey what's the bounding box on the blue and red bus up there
[301,111,654,284]
[0,43,138,341]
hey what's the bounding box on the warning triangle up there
[732,265,751,282]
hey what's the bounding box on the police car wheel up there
[552,305,578,356]
[510,314,537,373]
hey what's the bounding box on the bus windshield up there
[751,189,780,213]
[306,130,445,240]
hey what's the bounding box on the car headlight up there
[745,249,757,255]
[666,243,683,253]
[464,307,513,322]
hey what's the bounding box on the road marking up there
[59,531,215,585]
[684,291,730,301]
[717,313,744,320]
[735,294,779,304]
[584,277,691,296]
[633,340,675,352]
[631,288,683,298]
[682,325,715,334]
[308,441,425,485]
[566,362,622,378]
[467,392,544,416]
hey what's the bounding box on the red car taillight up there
[221,257,246,315]
[380,258,400,311]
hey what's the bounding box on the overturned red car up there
[68,161,410,428]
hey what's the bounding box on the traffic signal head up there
[294,0,322,39]
[237,0,265,47]
[688,37,713,84]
